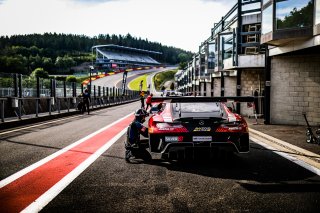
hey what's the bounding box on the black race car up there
[148,96,254,160]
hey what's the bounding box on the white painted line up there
[0,112,132,188]
[21,127,128,213]
[250,137,320,176]
[0,103,132,136]
[0,115,83,135]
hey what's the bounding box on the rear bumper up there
[161,141,248,155]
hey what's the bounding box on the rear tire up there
[141,149,152,162]
[239,134,249,152]
[149,135,160,152]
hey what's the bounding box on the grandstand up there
[92,44,162,72]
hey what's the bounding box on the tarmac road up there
[92,67,172,89]
[0,101,319,212]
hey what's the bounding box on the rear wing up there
[151,96,254,103]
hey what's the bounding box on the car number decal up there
[193,127,211,132]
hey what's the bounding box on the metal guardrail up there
[0,71,142,124]
[0,92,140,124]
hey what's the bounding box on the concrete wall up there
[213,78,221,97]
[225,76,237,96]
[240,69,265,116]
[270,55,320,125]
[200,83,204,96]
[206,83,211,96]
[210,71,265,117]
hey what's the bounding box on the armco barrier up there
[0,92,140,130]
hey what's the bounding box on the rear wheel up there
[149,135,161,152]
[141,149,152,162]
[239,134,249,152]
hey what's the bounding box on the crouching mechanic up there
[125,109,152,162]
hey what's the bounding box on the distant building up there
[176,0,320,126]
[176,0,265,116]
[92,44,162,72]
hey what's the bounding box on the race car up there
[148,96,254,160]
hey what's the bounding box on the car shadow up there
[137,143,320,193]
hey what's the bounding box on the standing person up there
[145,93,153,111]
[140,91,145,109]
[254,89,259,115]
[82,88,91,114]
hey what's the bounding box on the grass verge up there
[154,69,177,90]
[128,74,148,91]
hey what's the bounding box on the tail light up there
[149,122,188,134]
[216,123,248,133]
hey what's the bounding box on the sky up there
[0,0,237,52]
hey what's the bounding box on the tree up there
[179,61,187,70]
[55,76,67,81]
[31,68,49,78]
[29,54,42,71]
[55,55,75,70]
[42,57,53,71]
[0,33,194,74]
[276,1,313,30]
[178,53,189,63]
[66,75,77,82]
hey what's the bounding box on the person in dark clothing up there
[125,108,151,162]
[140,91,145,109]
[254,89,259,114]
[82,89,91,114]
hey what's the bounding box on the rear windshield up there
[173,102,221,113]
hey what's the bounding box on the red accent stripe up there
[0,115,133,212]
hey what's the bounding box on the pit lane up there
[0,102,319,212]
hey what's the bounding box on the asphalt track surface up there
[0,100,320,212]
[92,67,169,90]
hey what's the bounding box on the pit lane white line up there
[0,115,84,136]
[0,112,132,188]
[0,103,135,136]
[250,137,320,176]
[21,125,128,213]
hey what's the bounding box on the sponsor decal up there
[193,127,211,132]
[165,136,178,142]
[165,136,183,142]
